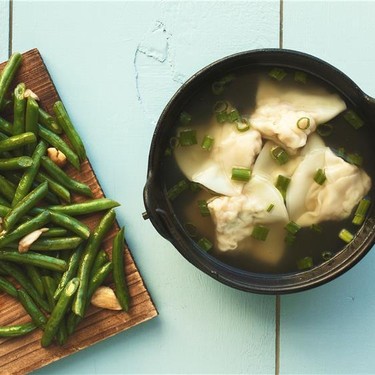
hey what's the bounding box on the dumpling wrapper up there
[286,147,371,226]
[174,119,262,196]
[250,78,347,151]
[207,175,289,265]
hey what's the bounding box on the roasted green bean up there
[41,227,69,238]
[0,174,16,202]
[25,265,45,297]
[8,236,83,251]
[0,52,22,109]
[41,275,57,311]
[25,97,40,154]
[0,322,36,337]
[0,275,18,298]
[0,156,33,170]
[91,249,109,278]
[49,211,90,239]
[0,132,36,153]
[0,116,12,135]
[49,198,120,216]
[35,171,71,203]
[38,107,62,134]
[17,289,47,328]
[13,83,26,138]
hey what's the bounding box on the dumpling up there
[286,147,371,226]
[207,175,289,266]
[250,78,346,151]
[174,117,262,196]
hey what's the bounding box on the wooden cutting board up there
[0,49,158,374]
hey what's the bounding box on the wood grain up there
[0,49,157,374]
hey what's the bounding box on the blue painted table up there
[1,1,375,374]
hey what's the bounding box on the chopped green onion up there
[275,175,291,199]
[285,221,301,235]
[184,222,197,237]
[335,147,346,159]
[297,257,313,271]
[227,109,240,123]
[179,129,197,146]
[231,167,252,182]
[352,198,371,225]
[317,123,333,137]
[311,224,322,233]
[167,180,189,200]
[322,251,333,261]
[236,118,250,132]
[179,111,192,125]
[220,74,236,84]
[251,225,270,241]
[212,81,225,95]
[190,182,202,192]
[164,147,172,156]
[294,71,307,84]
[201,135,214,151]
[198,200,210,217]
[270,146,289,165]
[266,203,275,212]
[198,237,213,252]
[297,117,310,130]
[284,232,296,245]
[213,101,229,113]
[344,110,364,129]
[314,168,326,185]
[169,136,179,149]
[339,228,354,243]
[346,153,363,167]
[216,111,228,124]
[268,67,287,81]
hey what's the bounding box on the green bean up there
[91,249,109,277]
[0,261,51,311]
[0,174,16,202]
[12,141,47,206]
[0,251,67,272]
[0,322,36,337]
[0,210,50,248]
[25,265,45,297]
[38,125,80,170]
[38,107,62,134]
[41,275,57,311]
[41,227,69,238]
[73,209,116,317]
[112,227,129,311]
[49,198,120,216]
[56,317,68,345]
[41,277,79,347]
[13,83,26,138]
[53,101,86,162]
[41,156,92,197]
[17,289,47,328]
[0,132,36,153]
[25,97,40,155]
[49,211,90,239]
[54,245,84,300]
[36,171,71,203]
[0,275,17,297]
[3,181,48,232]
[10,236,83,251]
[0,116,12,135]
[0,52,22,109]
[0,204,10,217]
[0,156,33,170]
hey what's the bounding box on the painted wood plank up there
[0,0,9,60]
[11,1,280,374]
[281,2,375,374]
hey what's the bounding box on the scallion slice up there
[285,221,301,235]
[190,182,202,192]
[231,167,252,182]
[346,153,363,167]
[198,200,210,217]
[213,101,229,113]
[198,237,213,252]
[216,111,228,124]
[294,71,307,84]
[227,109,240,123]
[184,222,197,237]
[322,251,333,261]
[314,168,326,185]
[270,146,289,165]
[317,123,333,137]
[201,135,214,151]
[266,203,275,212]
[297,256,313,270]
[169,136,179,149]
[338,228,354,243]
[167,180,189,201]
[179,111,192,125]
[251,225,269,241]
[212,81,225,95]
[352,198,371,225]
[297,117,310,130]
[310,224,322,233]
[344,110,364,129]
[236,118,250,132]
[268,67,287,81]
[275,175,291,199]
[179,129,197,146]
[285,232,296,245]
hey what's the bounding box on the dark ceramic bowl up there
[143,49,375,294]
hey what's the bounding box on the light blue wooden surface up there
[6,1,279,374]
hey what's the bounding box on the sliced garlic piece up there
[90,286,122,311]
[47,147,67,167]
[18,228,49,253]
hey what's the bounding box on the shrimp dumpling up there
[286,147,371,226]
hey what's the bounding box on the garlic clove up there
[90,286,122,311]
